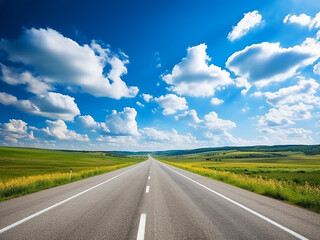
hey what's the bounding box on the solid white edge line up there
[146,186,150,193]
[0,164,141,234]
[158,161,308,240]
[137,213,146,240]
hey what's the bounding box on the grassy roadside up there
[0,147,145,201]
[159,159,320,213]
[0,164,135,201]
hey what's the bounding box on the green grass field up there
[0,147,145,200]
[0,147,145,181]
[156,150,320,212]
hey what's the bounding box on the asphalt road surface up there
[0,155,319,240]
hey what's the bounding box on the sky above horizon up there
[1,0,320,151]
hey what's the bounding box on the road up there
[0,155,319,240]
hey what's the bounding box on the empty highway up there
[0,155,319,240]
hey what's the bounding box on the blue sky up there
[1,0,320,151]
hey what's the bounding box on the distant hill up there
[3,144,320,156]
[109,151,151,156]
[150,145,320,156]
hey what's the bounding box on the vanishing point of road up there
[0,155,319,240]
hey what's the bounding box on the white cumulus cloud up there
[154,94,188,115]
[254,78,320,107]
[162,44,233,97]
[284,12,320,29]
[175,109,238,145]
[314,61,320,75]
[42,119,89,141]
[235,77,251,95]
[77,115,109,134]
[258,103,313,127]
[140,127,195,144]
[203,111,236,133]
[176,109,236,133]
[175,109,202,123]
[258,127,313,144]
[0,64,53,94]
[228,10,262,41]
[142,93,153,102]
[0,119,34,143]
[105,107,139,136]
[96,135,138,146]
[175,109,202,128]
[136,101,144,107]
[78,108,138,136]
[210,97,224,105]
[0,92,80,121]
[227,39,320,87]
[78,115,100,128]
[0,28,138,99]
